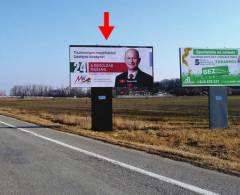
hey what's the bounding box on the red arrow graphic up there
[99,12,115,40]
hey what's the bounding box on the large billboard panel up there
[70,45,153,88]
[180,48,240,86]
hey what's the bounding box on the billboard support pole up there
[91,87,112,131]
[208,86,228,128]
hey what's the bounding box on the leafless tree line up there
[10,84,90,97]
[0,90,6,96]
[153,78,207,96]
[153,79,240,96]
[10,81,240,97]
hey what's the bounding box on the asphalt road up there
[0,115,239,195]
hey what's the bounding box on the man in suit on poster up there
[115,48,153,88]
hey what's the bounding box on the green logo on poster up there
[202,66,229,76]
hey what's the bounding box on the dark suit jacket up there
[115,69,153,88]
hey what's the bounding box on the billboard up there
[70,45,153,88]
[180,48,240,86]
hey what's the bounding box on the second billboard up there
[70,45,153,88]
[180,48,240,86]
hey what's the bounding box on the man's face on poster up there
[124,49,141,71]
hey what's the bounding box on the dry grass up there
[52,114,91,129]
[0,96,239,176]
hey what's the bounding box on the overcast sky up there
[1,0,240,94]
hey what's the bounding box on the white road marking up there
[0,118,219,195]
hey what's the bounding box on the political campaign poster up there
[70,45,153,88]
[180,48,240,86]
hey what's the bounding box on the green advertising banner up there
[180,48,240,86]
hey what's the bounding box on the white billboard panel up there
[70,45,153,88]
